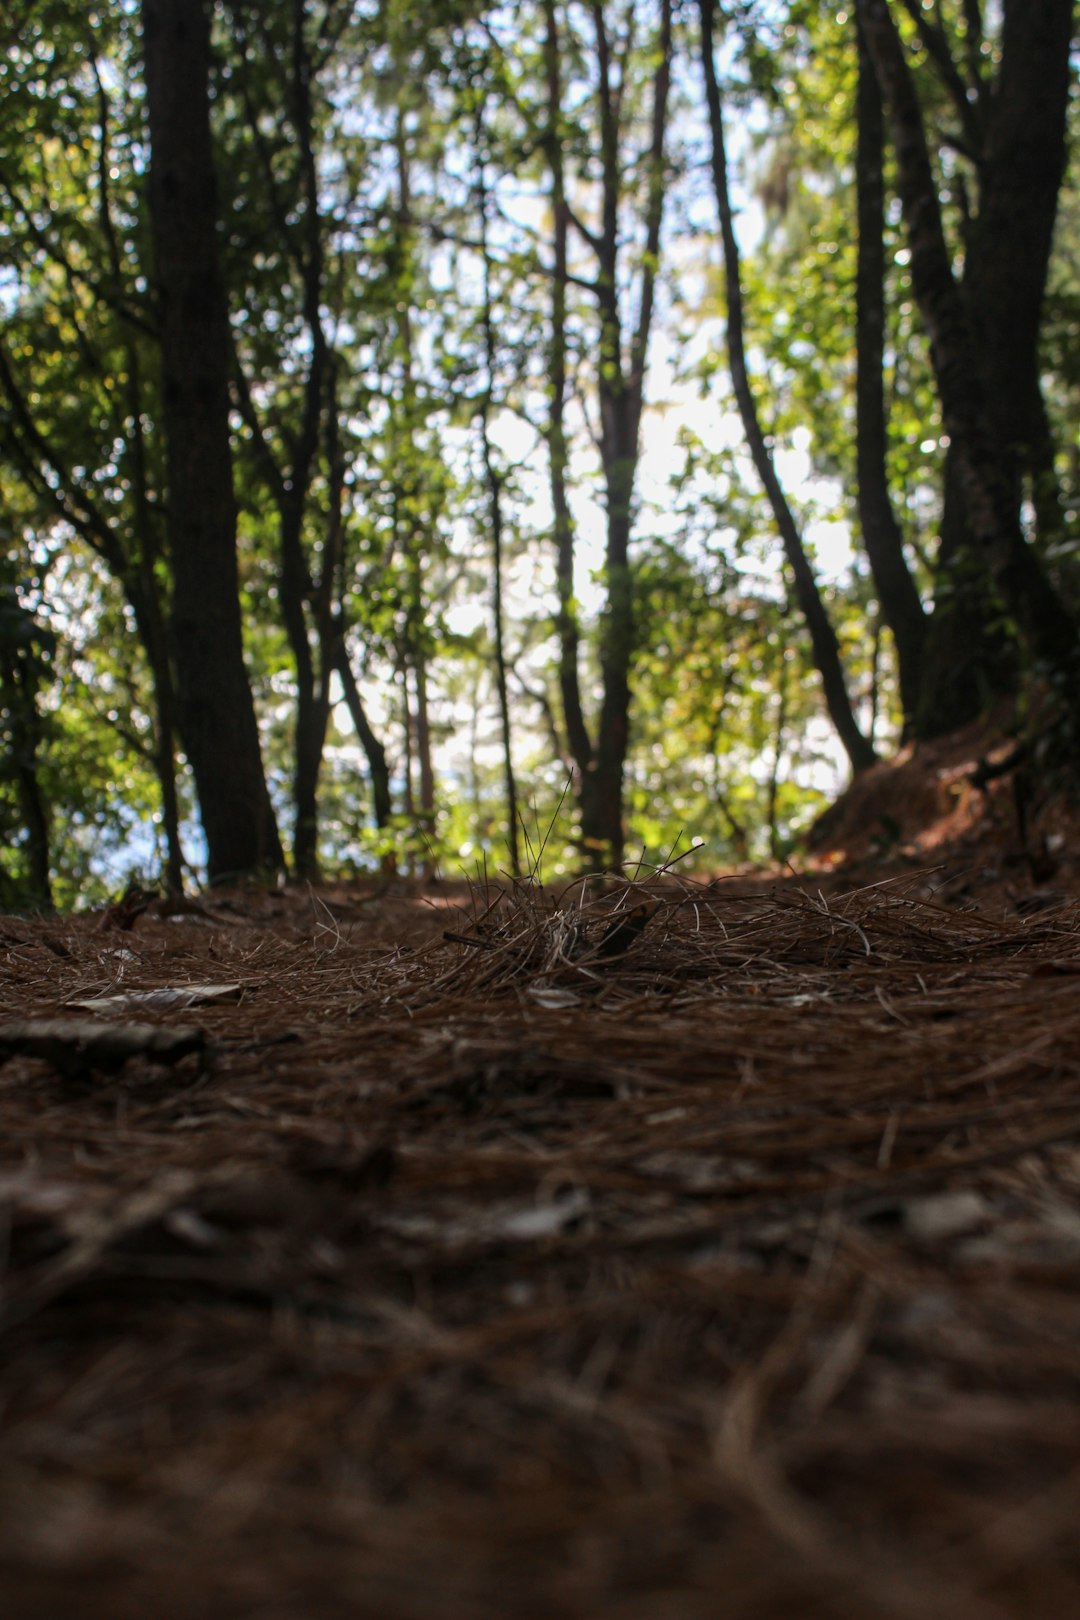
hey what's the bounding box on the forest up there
[5,8,1080,1617]
[2,0,1076,907]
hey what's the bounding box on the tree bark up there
[475,133,521,877]
[857,0,1079,696]
[332,641,392,830]
[543,0,593,795]
[1,606,53,911]
[141,0,283,881]
[965,0,1074,555]
[700,0,877,775]
[854,12,926,730]
[541,0,673,871]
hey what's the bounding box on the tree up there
[698,0,877,775]
[542,0,675,869]
[141,0,283,880]
[0,3,186,889]
[215,0,393,877]
[853,10,926,730]
[857,0,1080,733]
[0,578,54,910]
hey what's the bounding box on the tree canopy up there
[1,0,1077,904]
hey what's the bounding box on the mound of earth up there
[804,711,1079,916]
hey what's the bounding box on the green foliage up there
[0,0,1075,901]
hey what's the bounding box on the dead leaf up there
[68,983,244,1014]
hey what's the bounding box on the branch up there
[630,0,673,397]
[895,0,984,156]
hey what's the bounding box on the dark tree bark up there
[965,0,1074,548]
[854,13,926,730]
[331,642,392,831]
[858,0,1079,720]
[915,446,1018,736]
[700,0,877,775]
[0,602,53,911]
[141,0,283,881]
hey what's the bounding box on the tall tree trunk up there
[586,0,674,869]
[228,0,337,880]
[857,0,1079,698]
[543,0,593,803]
[700,0,877,774]
[540,0,673,870]
[854,12,926,730]
[141,0,283,882]
[475,118,521,877]
[392,109,437,877]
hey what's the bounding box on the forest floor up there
[3,720,1080,1619]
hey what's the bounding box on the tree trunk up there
[854,12,926,729]
[2,620,52,912]
[964,0,1073,541]
[700,0,877,775]
[413,651,436,873]
[543,0,593,794]
[914,448,1018,737]
[475,122,521,877]
[141,0,282,882]
[857,0,1079,696]
[331,642,392,831]
[540,0,673,871]
[0,340,186,891]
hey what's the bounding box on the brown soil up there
[3,729,1080,1620]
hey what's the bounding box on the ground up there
[2,724,1080,1620]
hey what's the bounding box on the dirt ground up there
[3,730,1080,1620]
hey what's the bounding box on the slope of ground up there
[2,740,1080,1620]
[804,712,1079,915]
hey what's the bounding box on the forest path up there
[1,867,1079,1619]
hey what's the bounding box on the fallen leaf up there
[68,983,244,1014]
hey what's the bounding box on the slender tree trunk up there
[475,125,521,876]
[279,495,324,878]
[141,0,282,881]
[700,0,877,774]
[767,642,791,864]
[399,649,415,820]
[392,112,437,877]
[586,0,674,869]
[331,642,392,830]
[414,652,436,866]
[543,0,592,795]
[854,12,926,730]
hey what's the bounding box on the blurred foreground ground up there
[2,722,1080,1619]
